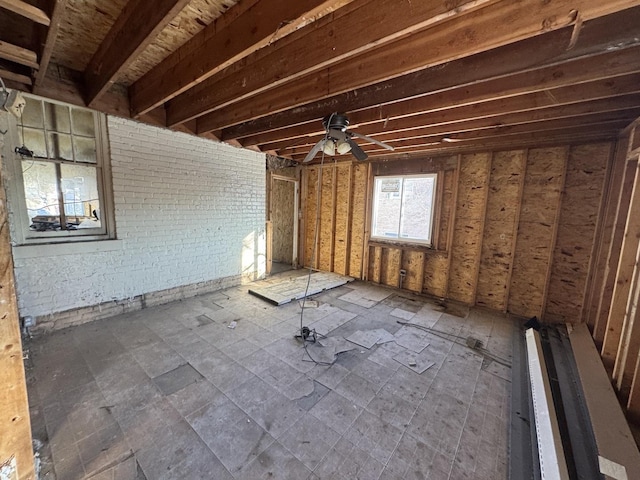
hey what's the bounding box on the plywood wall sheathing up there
[448,153,491,304]
[586,137,630,339]
[270,178,296,263]
[402,250,425,292]
[508,147,567,318]
[303,167,318,268]
[545,144,610,323]
[333,164,351,275]
[349,163,367,277]
[437,169,456,251]
[318,165,334,271]
[423,253,448,298]
[476,150,526,311]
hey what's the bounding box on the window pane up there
[48,133,73,161]
[45,103,71,133]
[19,128,47,158]
[372,177,402,238]
[71,108,95,137]
[399,177,435,241]
[20,99,44,128]
[22,160,59,230]
[73,136,97,163]
[61,164,101,229]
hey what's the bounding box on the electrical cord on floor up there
[298,114,335,366]
[396,320,512,368]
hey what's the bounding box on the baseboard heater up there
[510,323,640,480]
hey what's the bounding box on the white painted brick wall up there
[11,116,266,318]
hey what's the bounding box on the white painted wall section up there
[10,116,266,318]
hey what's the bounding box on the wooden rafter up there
[167,0,639,127]
[84,0,192,107]
[261,73,640,152]
[165,0,499,125]
[129,0,355,117]
[213,6,640,139]
[0,67,31,85]
[0,40,38,68]
[33,0,66,89]
[0,0,50,25]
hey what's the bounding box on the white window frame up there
[2,94,115,245]
[370,173,437,246]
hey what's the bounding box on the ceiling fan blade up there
[351,132,394,151]
[303,139,325,163]
[347,138,368,161]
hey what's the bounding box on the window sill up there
[12,239,124,259]
[368,239,446,255]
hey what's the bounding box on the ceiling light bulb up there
[322,139,336,155]
[336,139,352,155]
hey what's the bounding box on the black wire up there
[396,320,512,368]
[299,113,335,365]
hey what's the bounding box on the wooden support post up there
[602,160,640,370]
[362,163,373,280]
[0,112,35,480]
[444,155,462,298]
[300,168,309,267]
[372,246,382,284]
[586,141,629,331]
[329,164,338,272]
[594,156,638,345]
[540,146,569,320]
[344,163,353,276]
[580,143,615,323]
[432,170,444,250]
[266,221,273,275]
[613,239,640,399]
[504,149,528,313]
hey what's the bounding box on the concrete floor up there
[26,272,513,479]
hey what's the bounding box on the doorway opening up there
[268,174,299,275]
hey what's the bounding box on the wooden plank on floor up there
[248,271,354,305]
[568,323,640,480]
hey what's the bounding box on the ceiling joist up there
[182,0,639,130]
[165,0,498,126]
[0,40,38,69]
[129,0,355,117]
[84,0,192,107]
[33,0,67,89]
[0,0,50,25]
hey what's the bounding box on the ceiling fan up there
[303,113,394,163]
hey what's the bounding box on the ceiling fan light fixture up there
[336,138,352,154]
[322,139,336,155]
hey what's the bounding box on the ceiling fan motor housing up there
[323,113,350,132]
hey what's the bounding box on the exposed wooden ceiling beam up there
[212,5,640,139]
[0,40,38,68]
[263,73,640,151]
[287,121,627,160]
[173,0,638,128]
[129,0,355,117]
[84,0,191,107]
[0,0,50,25]
[0,67,32,85]
[279,106,640,156]
[33,0,66,89]
[165,0,500,126]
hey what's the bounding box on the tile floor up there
[26,272,513,479]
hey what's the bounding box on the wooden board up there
[303,167,318,268]
[248,271,354,305]
[545,143,610,323]
[270,177,296,263]
[333,164,351,275]
[423,253,448,298]
[448,153,491,304]
[318,165,334,271]
[508,147,567,318]
[476,150,526,310]
[349,163,367,277]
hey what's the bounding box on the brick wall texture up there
[11,116,266,325]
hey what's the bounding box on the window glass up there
[14,95,110,241]
[372,174,437,245]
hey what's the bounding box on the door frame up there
[268,174,299,274]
